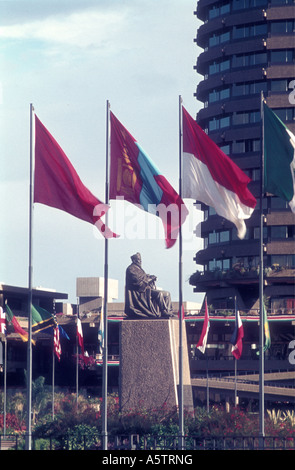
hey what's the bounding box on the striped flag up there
[230,310,244,360]
[182,107,256,239]
[5,303,35,345]
[197,299,210,354]
[77,317,84,355]
[54,326,61,361]
[0,307,6,335]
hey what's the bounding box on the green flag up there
[263,303,271,352]
[32,305,56,334]
[257,303,271,355]
[263,102,295,212]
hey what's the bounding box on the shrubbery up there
[1,382,294,449]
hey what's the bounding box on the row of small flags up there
[0,300,271,363]
[0,304,104,363]
[194,298,271,359]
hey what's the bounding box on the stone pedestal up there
[119,318,193,412]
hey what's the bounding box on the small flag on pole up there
[77,318,84,355]
[196,299,210,354]
[263,303,271,352]
[263,102,295,212]
[182,107,257,239]
[0,307,6,335]
[98,309,104,355]
[53,326,61,361]
[5,304,35,345]
[32,305,57,334]
[230,310,244,360]
[256,303,271,355]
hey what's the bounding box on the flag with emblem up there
[110,112,188,248]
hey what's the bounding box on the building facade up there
[190,0,295,313]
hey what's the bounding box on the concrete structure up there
[119,319,193,412]
[191,0,295,312]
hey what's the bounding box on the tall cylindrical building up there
[190,0,295,313]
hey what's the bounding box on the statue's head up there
[131,252,141,266]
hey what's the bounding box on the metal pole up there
[178,95,184,449]
[234,296,238,409]
[52,339,55,420]
[102,100,110,450]
[76,298,79,407]
[26,103,34,450]
[206,355,209,413]
[259,92,265,443]
[4,338,7,436]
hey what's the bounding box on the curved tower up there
[191,0,295,312]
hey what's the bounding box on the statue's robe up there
[124,263,162,318]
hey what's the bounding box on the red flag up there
[196,299,210,354]
[34,115,117,238]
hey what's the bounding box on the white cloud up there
[0,8,127,50]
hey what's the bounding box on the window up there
[274,108,295,122]
[271,80,289,92]
[270,197,288,209]
[271,226,288,239]
[271,21,295,34]
[208,230,230,244]
[271,255,295,268]
[209,87,230,103]
[271,50,294,64]
[209,31,230,47]
[208,258,231,271]
[233,23,267,39]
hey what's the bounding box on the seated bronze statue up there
[125,252,174,319]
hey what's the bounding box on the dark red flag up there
[34,115,117,238]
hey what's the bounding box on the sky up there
[0,0,205,306]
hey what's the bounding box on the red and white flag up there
[182,107,257,239]
[197,299,210,354]
[77,318,84,355]
[54,326,61,361]
[230,310,244,360]
[0,307,6,335]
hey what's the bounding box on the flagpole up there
[102,100,110,451]
[76,298,79,407]
[259,91,265,444]
[52,338,55,420]
[4,337,7,436]
[26,103,34,450]
[178,95,184,449]
[234,297,238,409]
